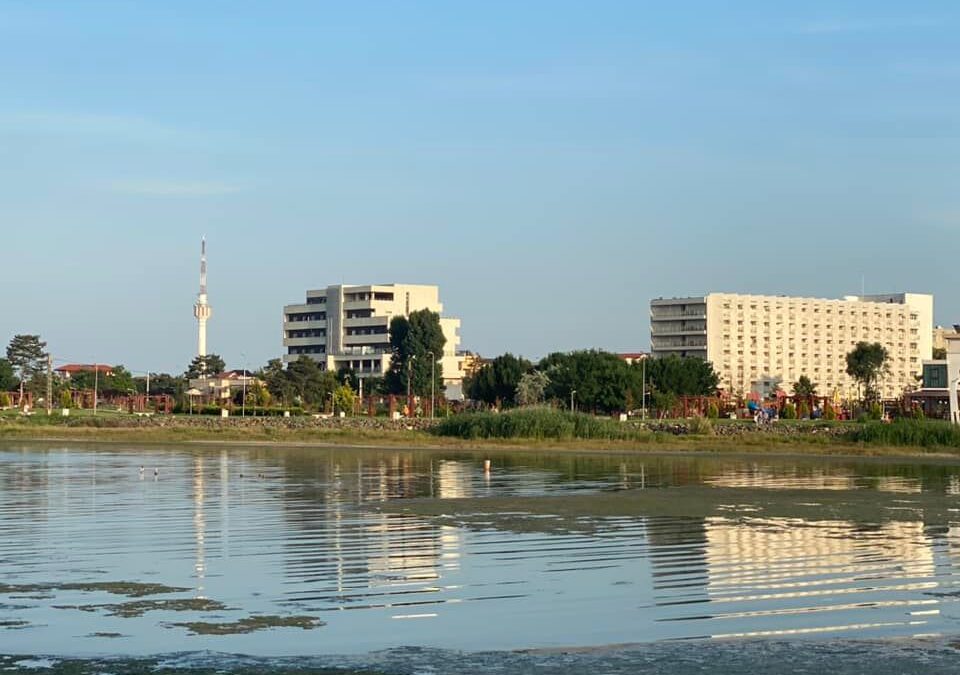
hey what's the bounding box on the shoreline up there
[3,423,960,462]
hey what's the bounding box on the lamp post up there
[641,357,646,420]
[241,352,247,418]
[570,389,576,414]
[426,350,435,420]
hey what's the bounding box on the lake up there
[2,441,960,672]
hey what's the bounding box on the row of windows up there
[287,312,326,322]
[286,329,326,339]
[346,326,388,336]
[344,292,395,302]
[306,296,327,304]
[288,346,325,355]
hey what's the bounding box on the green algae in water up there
[54,598,230,618]
[169,615,324,635]
[0,581,189,598]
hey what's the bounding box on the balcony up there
[283,337,327,347]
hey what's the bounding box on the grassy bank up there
[2,409,960,458]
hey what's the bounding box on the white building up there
[283,284,464,395]
[650,292,933,399]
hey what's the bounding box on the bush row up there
[430,407,656,441]
[847,420,960,448]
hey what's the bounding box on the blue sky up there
[2,1,958,375]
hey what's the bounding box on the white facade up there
[283,284,463,393]
[650,292,933,399]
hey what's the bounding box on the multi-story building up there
[283,283,463,393]
[650,292,933,399]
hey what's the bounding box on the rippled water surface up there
[3,442,960,658]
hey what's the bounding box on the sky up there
[1,1,959,375]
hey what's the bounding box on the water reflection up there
[1,443,960,655]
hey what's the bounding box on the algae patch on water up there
[0,581,190,598]
[54,598,231,618]
[169,615,324,635]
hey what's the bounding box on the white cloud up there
[105,179,240,196]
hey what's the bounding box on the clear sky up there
[2,1,958,375]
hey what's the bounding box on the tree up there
[516,370,550,407]
[466,353,532,407]
[644,355,719,397]
[792,375,818,399]
[70,365,135,395]
[0,358,16,391]
[333,384,356,415]
[263,358,293,405]
[846,342,888,403]
[6,334,48,402]
[285,356,338,409]
[337,367,359,391]
[185,354,226,379]
[134,373,185,396]
[385,310,446,397]
[540,350,643,415]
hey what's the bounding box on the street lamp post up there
[570,389,576,414]
[241,353,247,418]
[426,350,435,420]
[641,357,646,420]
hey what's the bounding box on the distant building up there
[650,292,933,399]
[55,364,115,379]
[618,352,649,365]
[282,283,464,395]
[188,370,261,404]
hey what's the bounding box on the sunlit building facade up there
[650,292,933,398]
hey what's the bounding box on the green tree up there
[333,384,356,415]
[644,355,719,396]
[263,358,293,405]
[6,334,48,401]
[0,358,16,391]
[466,353,532,407]
[285,356,338,409]
[540,350,642,415]
[792,375,818,399]
[385,310,446,396]
[515,370,550,407]
[70,365,135,395]
[134,373,185,396]
[185,354,226,379]
[845,342,888,403]
[337,367,359,390]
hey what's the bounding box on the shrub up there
[431,407,650,441]
[797,401,810,419]
[706,403,719,419]
[0,392,10,408]
[687,416,714,435]
[782,403,797,420]
[848,419,960,448]
[59,391,73,409]
[869,402,883,420]
[824,404,837,421]
[912,406,926,421]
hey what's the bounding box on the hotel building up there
[650,292,933,398]
[283,283,464,392]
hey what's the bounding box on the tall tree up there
[846,342,888,402]
[0,358,16,392]
[185,354,226,379]
[644,355,719,397]
[540,350,643,414]
[285,356,338,409]
[385,310,446,396]
[465,353,532,407]
[69,365,136,395]
[516,370,550,407]
[6,334,48,401]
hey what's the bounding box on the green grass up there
[847,419,960,448]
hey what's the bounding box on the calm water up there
[3,441,960,659]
